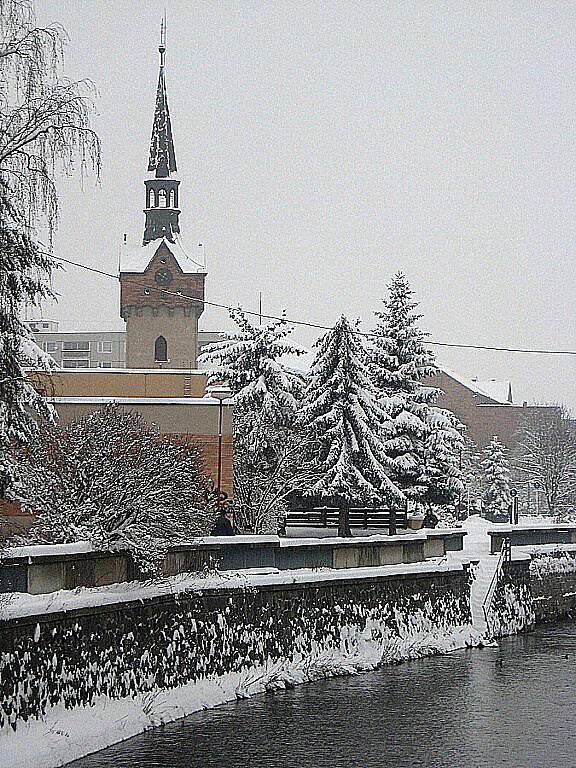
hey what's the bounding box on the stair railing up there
[481,536,511,632]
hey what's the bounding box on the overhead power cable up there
[47,252,576,357]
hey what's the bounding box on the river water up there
[72,623,576,768]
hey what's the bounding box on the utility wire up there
[46,252,576,357]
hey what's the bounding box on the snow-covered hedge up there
[529,550,576,580]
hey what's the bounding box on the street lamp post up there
[208,385,232,512]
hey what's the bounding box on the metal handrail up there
[482,536,511,630]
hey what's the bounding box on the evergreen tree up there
[459,436,483,516]
[300,315,403,536]
[481,436,511,519]
[0,193,55,448]
[368,272,464,509]
[199,308,311,532]
[198,308,305,426]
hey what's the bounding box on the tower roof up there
[147,20,177,179]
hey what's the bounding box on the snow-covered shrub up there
[233,413,318,534]
[8,404,214,572]
[529,550,576,579]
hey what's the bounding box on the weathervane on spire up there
[159,12,166,67]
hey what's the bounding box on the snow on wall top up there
[119,237,206,275]
[2,560,469,620]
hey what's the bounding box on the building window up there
[98,361,112,368]
[43,341,58,353]
[97,341,112,353]
[63,341,90,352]
[62,360,90,369]
[154,335,168,362]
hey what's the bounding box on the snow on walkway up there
[453,515,504,636]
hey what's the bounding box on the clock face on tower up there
[154,267,173,287]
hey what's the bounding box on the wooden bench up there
[285,506,408,531]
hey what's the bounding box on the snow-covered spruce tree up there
[300,315,404,537]
[459,436,483,516]
[368,272,464,511]
[199,309,313,533]
[0,193,55,454]
[8,404,214,573]
[199,307,305,425]
[481,436,511,520]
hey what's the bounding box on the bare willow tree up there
[0,0,100,490]
[0,0,100,232]
[515,406,576,517]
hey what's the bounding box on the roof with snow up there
[437,364,513,405]
[119,237,206,275]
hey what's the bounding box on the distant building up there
[429,366,551,452]
[29,368,233,499]
[25,322,126,369]
[26,324,219,370]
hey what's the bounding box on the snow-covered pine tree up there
[481,436,511,520]
[199,308,310,532]
[198,308,305,426]
[300,315,403,536]
[459,437,483,516]
[368,272,464,510]
[422,409,465,509]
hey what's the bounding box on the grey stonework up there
[124,305,201,369]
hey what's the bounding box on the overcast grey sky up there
[36,1,575,408]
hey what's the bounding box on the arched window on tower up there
[158,188,167,208]
[154,335,168,362]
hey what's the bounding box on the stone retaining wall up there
[487,559,535,638]
[0,566,471,734]
[529,550,576,622]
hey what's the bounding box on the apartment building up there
[26,320,220,370]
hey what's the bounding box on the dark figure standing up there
[211,509,235,536]
[422,509,439,529]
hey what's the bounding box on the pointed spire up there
[143,16,181,245]
[148,15,177,179]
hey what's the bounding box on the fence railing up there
[285,506,408,533]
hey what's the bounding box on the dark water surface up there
[72,623,576,768]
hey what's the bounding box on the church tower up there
[119,21,205,369]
